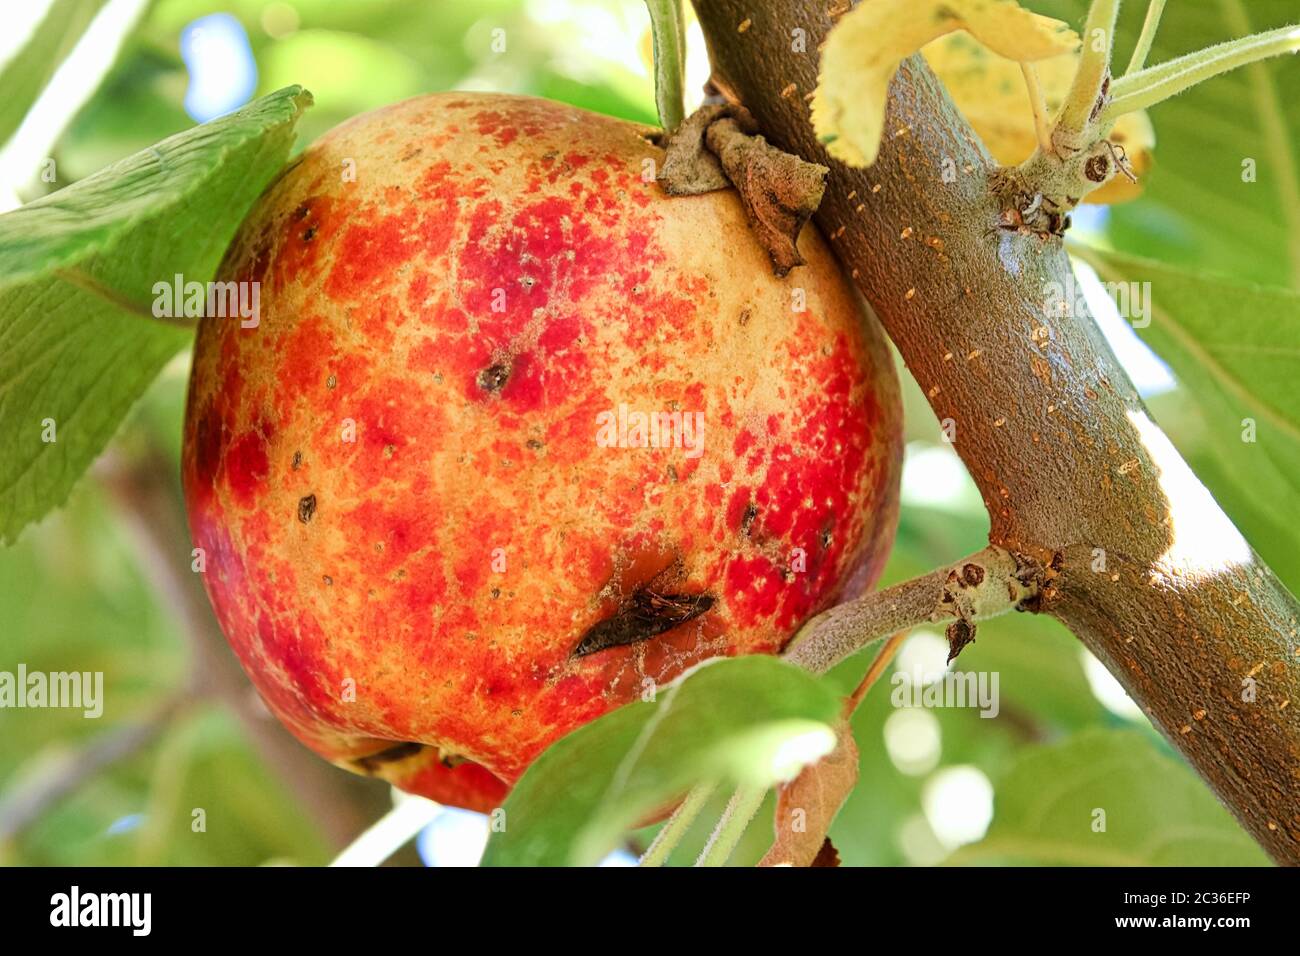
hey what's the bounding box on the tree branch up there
[693,0,1300,864]
[0,694,189,841]
[782,546,1037,675]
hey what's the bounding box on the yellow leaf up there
[921,33,1155,203]
[812,0,1079,168]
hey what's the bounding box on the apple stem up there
[782,546,1041,675]
[845,630,910,715]
[639,781,718,866]
[643,0,688,132]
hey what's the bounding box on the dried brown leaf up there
[660,104,827,276]
[759,718,858,867]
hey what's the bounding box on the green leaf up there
[643,0,686,131]
[1112,0,1300,289]
[1072,245,1300,590]
[0,0,108,148]
[829,666,1024,867]
[954,613,1107,732]
[1030,0,1300,287]
[824,618,1096,866]
[481,656,842,867]
[0,85,311,545]
[949,728,1269,865]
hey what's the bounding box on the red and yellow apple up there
[182,93,902,812]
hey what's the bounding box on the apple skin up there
[182,93,902,813]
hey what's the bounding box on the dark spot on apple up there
[477,362,511,393]
[298,494,317,523]
[572,588,715,657]
[291,450,302,470]
[741,501,759,536]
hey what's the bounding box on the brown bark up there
[692,0,1300,863]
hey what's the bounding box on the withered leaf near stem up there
[759,718,858,867]
[706,117,829,276]
[659,104,741,195]
[810,838,841,867]
[660,104,829,276]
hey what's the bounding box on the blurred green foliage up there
[53,0,659,185]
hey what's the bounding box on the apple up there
[182,93,902,812]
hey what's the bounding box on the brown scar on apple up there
[350,740,426,774]
[476,362,511,393]
[571,588,716,658]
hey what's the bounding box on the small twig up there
[0,694,190,841]
[782,546,1039,675]
[1020,63,1054,156]
[692,549,1036,869]
[845,630,909,715]
[1056,0,1120,136]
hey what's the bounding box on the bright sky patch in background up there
[181,13,258,121]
